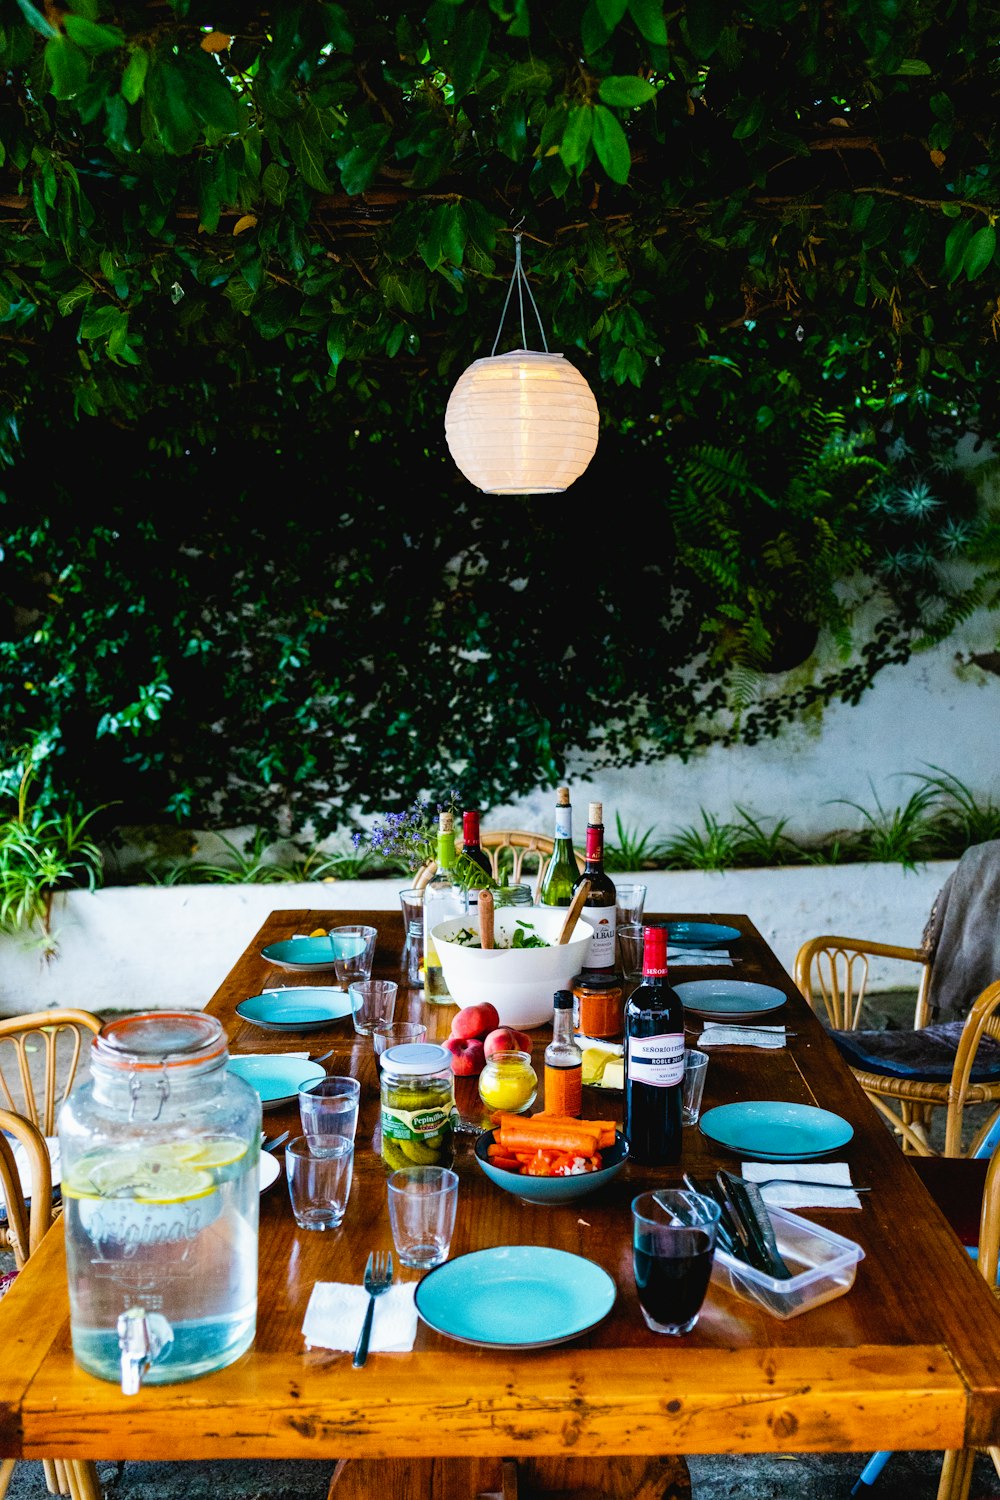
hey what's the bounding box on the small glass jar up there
[478,1050,538,1116]
[491,883,533,908]
[380,1042,457,1170]
[572,971,625,1041]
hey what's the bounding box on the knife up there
[718,1170,794,1280]
[680,1173,742,1259]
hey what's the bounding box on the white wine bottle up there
[538,786,578,907]
[422,811,467,1004]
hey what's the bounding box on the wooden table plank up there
[5,908,1000,1459]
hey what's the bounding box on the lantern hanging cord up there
[491,228,549,357]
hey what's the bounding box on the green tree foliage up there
[0,1,998,837]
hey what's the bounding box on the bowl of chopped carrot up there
[474,1112,629,1204]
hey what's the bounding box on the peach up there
[483,1026,533,1059]
[443,1035,487,1076]
[449,1002,500,1040]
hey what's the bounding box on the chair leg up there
[850,1450,893,1495]
[0,1458,16,1500]
[67,1462,103,1500]
[936,1447,976,1500]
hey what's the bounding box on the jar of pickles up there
[380,1042,457,1170]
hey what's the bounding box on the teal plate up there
[236,987,352,1032]
[674,980,787,1021]
[261,935,365,973]
[699,1101,854,1161]
[415,1246,617,1349]
[667,922,741,948]
[227,1054,326,1109]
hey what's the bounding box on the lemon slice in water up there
[133,1166,215,1204]
[187,1137,248,1169]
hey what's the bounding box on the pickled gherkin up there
[379,1042,456,1170]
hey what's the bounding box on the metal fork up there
[352,1250,394,1368]
[744,1175,870,1193]
[261,1129,290,1153]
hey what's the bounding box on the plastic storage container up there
[57,1011,261,1389]
[710,1203,865,1319]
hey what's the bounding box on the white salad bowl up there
[430,906,594,1028]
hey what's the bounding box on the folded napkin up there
[302,1281,418,1353]
[668,947,733,966]
[741,1160,862,1210]
[698,1023,786,1049]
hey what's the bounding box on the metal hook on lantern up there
[490,221,549,357]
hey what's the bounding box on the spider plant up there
[660,811,744,872]
[731,807,803,867]
[150,830,296,885]
[830,782,940,871]
[603,816,668,872]
[906,764,1000,854]
[0,767,108,953]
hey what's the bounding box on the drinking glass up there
[286,1134,354,1231]
[682,1049,709,1127]
[386,1165,459,1269]
[398,889,425,986]
[349,978,398,1036]
[615,882,647,928]
[331,924,378,986]
[631,1188,721,1335]
[617,922,645,979]
[297,1075,361,1139]
[373,1020,427,1057]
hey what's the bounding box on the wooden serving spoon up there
[479,888,495,950]
[557,880,590,945]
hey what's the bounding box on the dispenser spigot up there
[116,1306,174,1395]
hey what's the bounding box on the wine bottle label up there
[553,807,572,840]
[582,903,616,968]
[626,1033,684,1086]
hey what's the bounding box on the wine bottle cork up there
[589,801,602,823]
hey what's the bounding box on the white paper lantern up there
[445,348,600,495]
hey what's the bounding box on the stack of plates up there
[699,1101,854,1162]
[674,979,786,1022]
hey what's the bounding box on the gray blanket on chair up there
[924,839,1000,1020]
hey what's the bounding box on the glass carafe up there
[58,1011,261,1390]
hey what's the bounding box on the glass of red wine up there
[631,1189,722,1335]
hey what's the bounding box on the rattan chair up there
[479,829,586,902]
[0,1107,101,1500]
[0,1009,103,1249]
[795,939,1000,1155]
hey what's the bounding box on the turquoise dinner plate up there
[673,980,787,1021]
[260,934,365,973]
[699,1100,854,1161]
[227,1054,326,1109]
[236,987,352,1032]
[415,1246,617,1349]
[667,922,741,948]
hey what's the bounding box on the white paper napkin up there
[741,1160,862,1210]
[668,947,733,965]
[302,1281,418,1352]
[698,1023,786,1049]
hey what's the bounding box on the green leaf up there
[43,35,89,99]
[336,122,390,195]
[963,223,996,281]
[683,0,723,57]
[595,0,629,27]
[262,162,289,206]
[559,105,593,170]
[940,202,961,219]
[121,48,148,105]
[892,58,932,75]
[446,5,489,98]
[419,202,467,271]
[732,98,765,140]
[284,114,335,194]
[15,0,58,39]
[598,75,656,108]
[627,0,668,45]
[592,104,630,184]
[944,218,974,284]
[63,14,126,53]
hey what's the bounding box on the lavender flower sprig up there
[353,796,497,893]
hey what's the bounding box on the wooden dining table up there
[2,907,1000,1491]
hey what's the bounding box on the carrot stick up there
[497,1123,602,1157]
[501,1112,617,1148]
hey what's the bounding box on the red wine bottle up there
[624,924,684,1165]
[461,809,493,905]
[574,800,617,974]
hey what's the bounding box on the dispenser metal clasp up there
[116,1306,174,1395]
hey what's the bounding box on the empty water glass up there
[297,1075,361,1139]
[349,978,398,1036]
[617,921,645,979]
[331,924,378,986]
[682,1048,709,1126]
[615,883,647,928]
[386,1165,459,1269]
[373,1020,427,1056]
[286,1134,354,1231]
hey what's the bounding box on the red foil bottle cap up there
[642,924,669,976]
[462,809,481,841]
